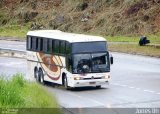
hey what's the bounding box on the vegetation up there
[109,44,160,58]
[106,33,160,57]
[0,74,61,114]
[0,25,29,38]
[0,0,159,57]
[0,0,160,36]
[106,33,160,44]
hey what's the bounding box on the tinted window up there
[54,40,59,53]
[60,41,66,54]
[66,42,71,54]
[27,36,32,50]
[72,53,109,74]
[72,42,107,53]
[31,37,37,51]
[43,39,48,52]
[48,39,52,53]
[66,55,72,72]
[35,38,38,50]
[37,38,43,51]
[52,40,54,53]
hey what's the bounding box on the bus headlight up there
[102,75,110,79]
[74,77,83,80]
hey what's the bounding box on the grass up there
[109,43,160,58]
[106,34,160,44]
[0,25,29,38]
[106,35,139,42]
[0,73,61,114]
[0,24,159,44]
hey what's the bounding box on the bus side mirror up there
[110,56,113,65]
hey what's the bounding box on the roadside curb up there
[60,107,74,114]
[0,37,25,42]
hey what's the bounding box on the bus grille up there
[83,77,102,80]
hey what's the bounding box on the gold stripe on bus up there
[52,56,59,66]
[54,55,63,66]
[37,53,61,80]
[58,56,63,67]
[41,63,61,79]
[37,53,42,62]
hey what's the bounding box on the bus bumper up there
[70,79,109,87]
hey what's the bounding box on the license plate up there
[90,82,96,84]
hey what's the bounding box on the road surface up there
[0,40,160,110]
[0,40,26,51]
[46,52,160,108]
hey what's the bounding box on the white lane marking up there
[143,90,155,93]
[111,83,119,86]
[120,84,127,87]
[135,88,141,90]
[129,86,135,89]
[67,92,105,106]
[111,83,160,95]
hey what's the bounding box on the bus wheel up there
[64,76,69,90]
[34,68,38,79]
[96,85,101,89]
[38,69,45,85]
[35,71,40,82]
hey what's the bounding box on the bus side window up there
[54,40,59,53]
[52,40,54,53]
[37,38,42,51]
[35,38,38,51]
[31,37,37,51]
[27,36,32,50]
[48,39,52,53]
[66,42,71,54]
[67,55,72,72]
[60,41,66,54]
[43,39,48,53]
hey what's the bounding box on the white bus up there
[26,30,113,89]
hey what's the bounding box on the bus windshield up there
[73,53,110,74]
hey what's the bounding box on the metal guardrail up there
[0,47,26,58]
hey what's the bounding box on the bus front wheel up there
[96,85,101,89]
[63,76,70,90]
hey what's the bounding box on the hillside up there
[0,0,160,36]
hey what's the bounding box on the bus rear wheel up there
[34,68,38,79]
[35,70,40,82]
[38,69,45,85]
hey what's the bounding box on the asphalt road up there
[46,52,160,108]
[0,40,160,110]
[0,40,26,51]
[0,57,26,78]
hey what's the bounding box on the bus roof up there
[27,30,106,43]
